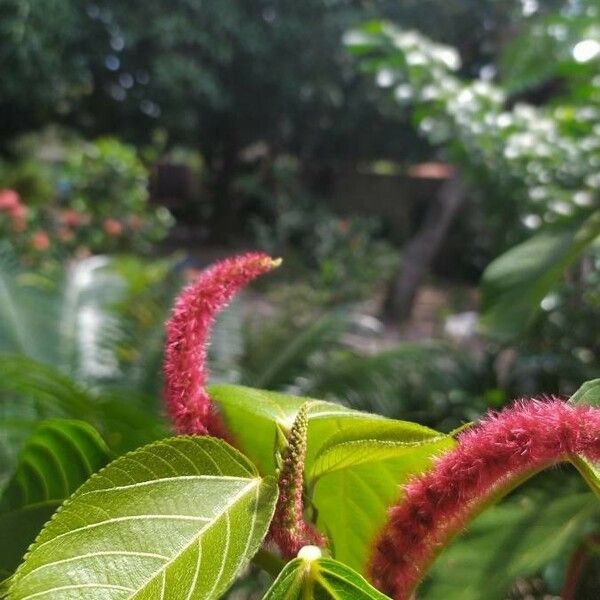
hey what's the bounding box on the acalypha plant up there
[4,253,600,599]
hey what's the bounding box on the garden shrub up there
[2,253,599,599]
[0,138,172,267]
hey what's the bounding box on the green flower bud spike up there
[269,403,326,558]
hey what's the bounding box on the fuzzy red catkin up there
[369,398,600,600]
[163,252,279,436]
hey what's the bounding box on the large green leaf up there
[208,384,396,475]
[209,385,454,573]
[8,436,278,599]
[481,212,600,341]
[0,420,111,575]
[311,425,454,572]
[422,490,599,600]
[263,551,390,600]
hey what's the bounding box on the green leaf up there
[0,420,111,511]
[209,384,396,475]
[0,576,10,599]
[481,212,600,341]
[263,551,390,600]
[0,420,111,574]
[422,490,599,600]
[0,353,95,420]
[0,354,168,461]
[568,380,600,497]
[209,385,454,573]
[8,436,278,600]
[208,384,305,473]
[571,456,600,500]
[311,426,454,573]
[309,421,451,480]
[568,379,600,408]
[0,505,56,579]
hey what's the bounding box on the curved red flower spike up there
[369,398,600,600]
[164,252,280,437]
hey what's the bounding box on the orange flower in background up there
[10,204,26,220]
[103,218,123,236]
[32,230,51,251]
[0,190,29,232]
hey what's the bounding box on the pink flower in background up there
[0,189,20,211]
[9,203,28,232]
[32,230,51,251]
[0,190,28,231]
[164,252,280,436]
[60,210,83,227]
[369,398,600,600]
[103,218,123,236]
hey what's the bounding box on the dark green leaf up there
[481,212,600,341]
[0,420,111,573]
[422,491,599,600]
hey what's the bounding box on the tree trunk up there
[382,174,466,323]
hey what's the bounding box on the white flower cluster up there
[348,24,600,231]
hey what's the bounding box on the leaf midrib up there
[130,477,259,598]
[15,478,260,597]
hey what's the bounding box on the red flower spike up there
[369,398,600,600]
[164,252,280,436]
[269,403,326,557]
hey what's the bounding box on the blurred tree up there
[0,0,560,234]
[500,0,600,103]
[346,2,599,329]
[0,1,109,140]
